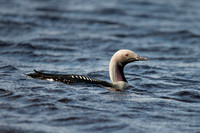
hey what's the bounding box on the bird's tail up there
[26,69,51,80]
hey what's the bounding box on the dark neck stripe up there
[116,64,127,82]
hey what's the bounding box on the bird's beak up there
[135,55,149,61]
[125,55,148,65]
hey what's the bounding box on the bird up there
[26,49,148,90]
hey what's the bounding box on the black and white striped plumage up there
[27,70,112,87]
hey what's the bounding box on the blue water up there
[0,0,200,132]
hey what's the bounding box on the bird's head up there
[112,49,148,66]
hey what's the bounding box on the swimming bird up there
[27,49,148,90]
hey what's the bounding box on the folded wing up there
[26,70,112,87]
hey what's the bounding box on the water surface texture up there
[0,0,200,132]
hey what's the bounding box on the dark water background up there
[0,0,200,132]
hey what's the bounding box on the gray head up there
[110,49,148,66]
[109,49,148,83]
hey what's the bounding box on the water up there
[0,0,200,132]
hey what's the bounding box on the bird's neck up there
[109,60,127,83]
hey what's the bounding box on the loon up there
[27,49,148,90]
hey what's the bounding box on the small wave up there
[68,105,108,112]
[31,38,67,42]
[96,8,126,15]
[25,103,58,111]
[172,78,199,84]
[27,98,44,103]
[148,30,200,39]
[112,30,200,40]
[76,17,124,26]
[1,51,34,57]
[124,1,154,6]
[0,102,16,111]
[128,65,160,72]
[0,88,13,97]
[152,56,181,60]
[5,42,76,53]
[76,57,89,62]
[140,83,163,89]
[14,42,36,50]
[0,42,36,51]
[87,123,128,132]
[6,94,23,100]
[36,7,65,13]
[35,14,63,22]
[0,65,17,71]
[0,127,32,133]
[52,116,114,128]
[173,90,200,99]
[0,40,13,47]
[26,103,55,108]
[142,70,158,75]
[53,116,80,122]
[57,98,73,103]
[161,90,200,103]
[0,19,37,27]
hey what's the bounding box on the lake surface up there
[0,0,200,132]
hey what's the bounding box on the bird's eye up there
[125,54,129,57]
